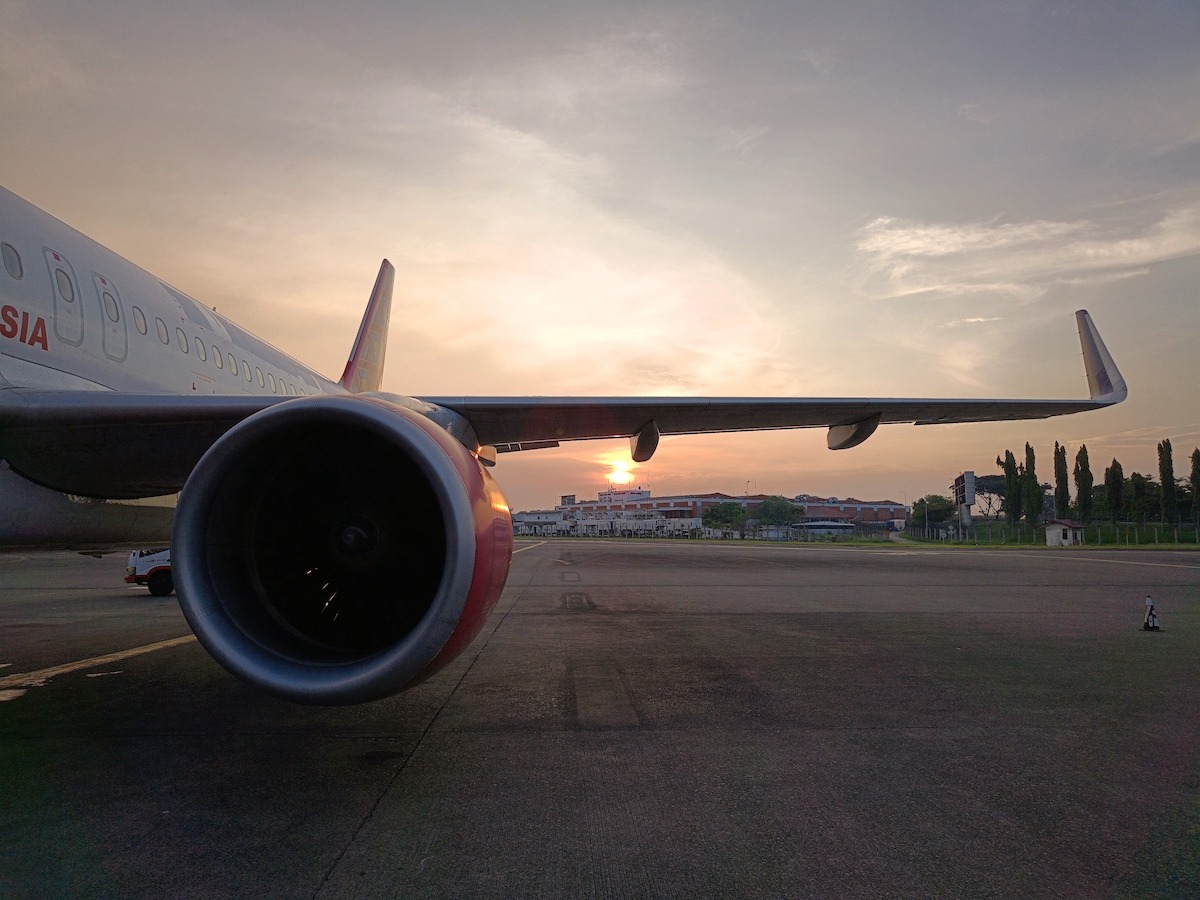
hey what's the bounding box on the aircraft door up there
[92,273,128,362]
[44,248,83,346]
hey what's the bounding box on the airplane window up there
[195,338,207,361]
[55,269,75,302]
[156,318,169,344]
[132,306,148,335]
[255,366,264,387]
[1,243,21,279]
[102,291,120,323]
[242,360,251,382]
[227,353,237,375]
[268,372,277,393]
[213,345,223,368]
[176,328,189,353]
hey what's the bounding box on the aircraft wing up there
[427,393,1119,451]
[0,310,1125,496]
[0,391,276,498]
[429,309,1127,459]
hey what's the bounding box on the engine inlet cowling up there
[172,395,513,704]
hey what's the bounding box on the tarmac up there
[1,540,1197,898]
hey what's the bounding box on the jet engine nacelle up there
[172,395,513,704]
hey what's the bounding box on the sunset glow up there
[606,461,636,486]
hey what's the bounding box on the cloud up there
[858,217,1086,260]
[716,126,771,161]
[943,317,1004,327]
[956,102,994,125]
[855,201,1200,303]
[452,29,684,122]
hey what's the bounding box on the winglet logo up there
[1,305,49,350]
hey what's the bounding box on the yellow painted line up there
[0,549,552,695]
[0,634,197,690]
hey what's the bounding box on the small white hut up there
[1044,519,1085,546]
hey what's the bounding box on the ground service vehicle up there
[125,548,173,596]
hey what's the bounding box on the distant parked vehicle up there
[125,548,173,596]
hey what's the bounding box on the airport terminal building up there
[513,489,908,537]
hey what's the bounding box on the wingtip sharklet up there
[1075,309,1127,404]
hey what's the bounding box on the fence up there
[908,521,1200,545]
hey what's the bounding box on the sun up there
[594,450,640,488]
[607,463,636,485]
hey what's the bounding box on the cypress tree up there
[1104,459,1125,522]
[1023,443,1042,524]
[1053,442,1070,518]
[1158,439,1177,523]
[1191,448,1200,523]
[997,450,1022,526]
[1073,444,1094,522]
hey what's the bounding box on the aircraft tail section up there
[1076,309,1127,403]
[338,260,395,394]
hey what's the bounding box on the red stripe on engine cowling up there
[367,400,514,686]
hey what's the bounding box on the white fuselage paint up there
[0,187,340,398]
[0,187,349,548]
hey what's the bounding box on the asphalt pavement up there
[2,540,1197,898]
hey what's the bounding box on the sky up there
[2,0,1197,512]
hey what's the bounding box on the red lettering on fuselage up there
[28,315,48,350]
[0,304,50,351]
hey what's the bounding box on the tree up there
[997,450,1022,526]
[1023,443,1043,524]
[1073,444,1094,522]
[703,501,748,537]
[1104,459,1125,522]
[1053,442,1070,519]
[973,473,1006,519]
[1158,439,1178,524]
[1129,472,1148,524]
[1190,448,1200,523]
[755,495,803,526]
[913,494,956,527]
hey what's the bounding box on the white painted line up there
[998,551,1200,571]
[0,634,197,690]
[512,541,546,554]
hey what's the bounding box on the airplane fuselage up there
[0,187,346,548]
[1,187,338,399]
